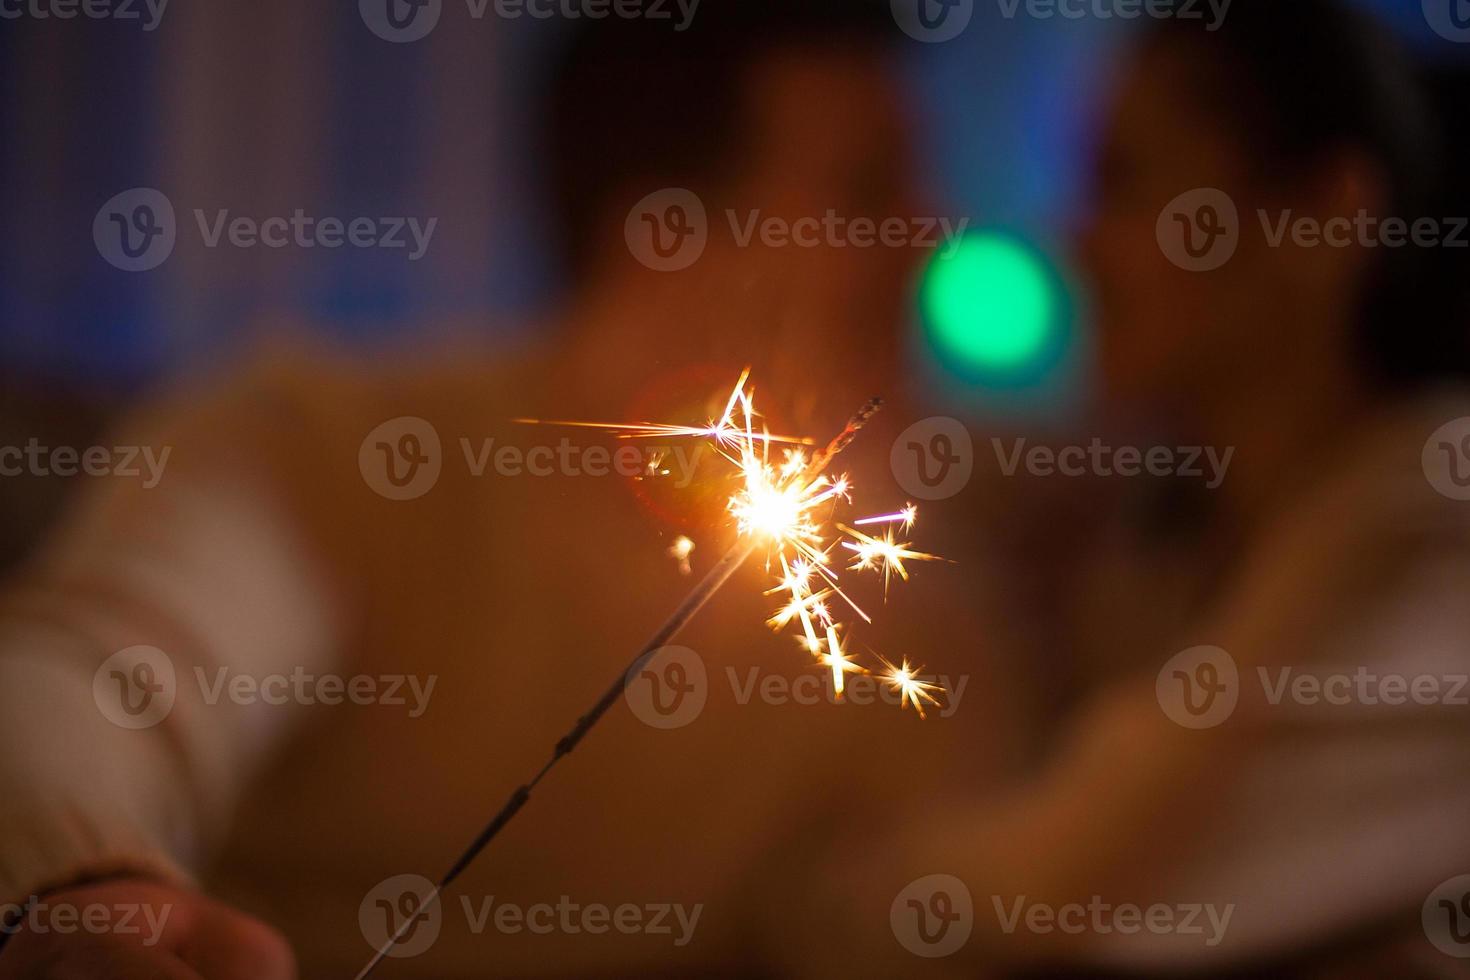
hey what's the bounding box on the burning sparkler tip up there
[512,373,943,716]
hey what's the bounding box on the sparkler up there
[358,373,944,977]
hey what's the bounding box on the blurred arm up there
[0,375,345,907]
[769,456,1470,976]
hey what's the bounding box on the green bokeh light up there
[921,232,1058,376]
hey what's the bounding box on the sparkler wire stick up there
[356,396,883,979]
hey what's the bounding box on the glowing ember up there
[668,535,695,575]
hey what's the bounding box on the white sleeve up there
[0,470,342,905]
[1082,553,1470,971]
[767,465,1470,976]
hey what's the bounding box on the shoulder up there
[1213,389,1470,672]
[130,334,557,469]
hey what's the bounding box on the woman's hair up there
[1148,0,1470,390]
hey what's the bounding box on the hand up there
[0,878,294,979]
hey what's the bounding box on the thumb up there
[175,901,294,980]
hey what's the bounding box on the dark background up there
[1,0,1468,565]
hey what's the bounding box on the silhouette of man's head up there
[542,3,904,287]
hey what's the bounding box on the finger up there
[175,902,294,980]
[0,935,205,980]
[79,944,208,980]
